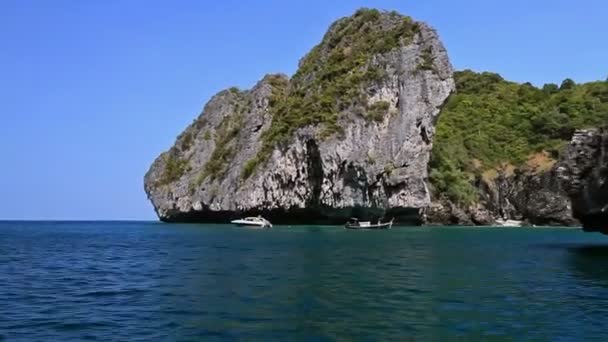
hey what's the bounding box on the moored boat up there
[495,218,522,227]
[231,216,272,228]
[345,218,393,230]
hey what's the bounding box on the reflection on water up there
[3,223,608,340]
[567,245,608,287]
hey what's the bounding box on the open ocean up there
[2,221,608,340]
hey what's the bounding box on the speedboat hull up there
[230,218,272,228]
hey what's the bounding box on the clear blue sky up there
[1,0,606,220]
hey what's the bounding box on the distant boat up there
[495,218,522,227]
[345,218,393,230]
[231,216,272,228]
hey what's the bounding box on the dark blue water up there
[2,222,608,340]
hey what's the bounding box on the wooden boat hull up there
[345,222,393,230]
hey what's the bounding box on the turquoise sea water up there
[2,221,608,340]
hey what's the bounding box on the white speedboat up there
[495,218,522,227]
[230,216,272,228]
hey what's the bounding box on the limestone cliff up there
[424,163,577,226]
[558,129,608,233]
[144,9,455,223]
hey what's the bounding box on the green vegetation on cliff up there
[431,70,608,204]
[200,116,243,182]
[199,91,248,183]
[159,153,188,185]
[241,9,420,179]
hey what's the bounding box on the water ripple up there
[2,222,608,340]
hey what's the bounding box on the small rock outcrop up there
[144,9,455,223]
[558,129,608,233]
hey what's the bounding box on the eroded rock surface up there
[424,155,578,227]
[558,129,608,233]
[144,9,455,223]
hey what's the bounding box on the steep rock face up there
[425,156,578,226]
[144,9,455,223]
[558,129,608,233]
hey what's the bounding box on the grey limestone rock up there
[558,129,608,233]
[144,10,455,223]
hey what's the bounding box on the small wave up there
[160,308,206,316]
[54,321,118,331]
[5,320,57,330]
[76,289,146,297]
[164,321,179,328]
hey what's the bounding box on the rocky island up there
[145,9,454,224]
[145,8,608,228]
